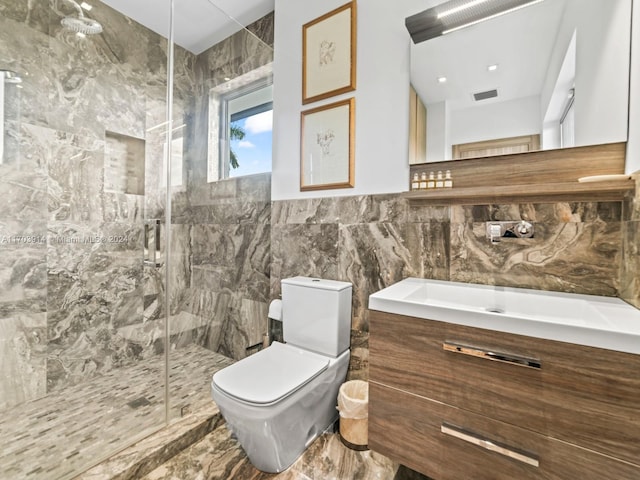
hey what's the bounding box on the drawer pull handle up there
[441,423,540,468]
[443,342,541,369]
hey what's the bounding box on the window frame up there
[218,77,273,179]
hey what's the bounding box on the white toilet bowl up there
[211,277,353,472]
[211,341,350,473]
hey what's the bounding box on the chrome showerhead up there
[0,70,22,84]
[59,0,102,35]
[61,15,103,35]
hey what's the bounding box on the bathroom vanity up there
[368,279,640,480]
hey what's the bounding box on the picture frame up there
[302,1,357,105]
[300,98,355,191]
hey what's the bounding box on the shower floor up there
[0,344,233,480]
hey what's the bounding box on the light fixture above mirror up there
[406,0,545,44]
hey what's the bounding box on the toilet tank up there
[281,277,352,357]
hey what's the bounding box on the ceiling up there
[404,0,567,111]
[100,0,275,54]
[99,0,563,107]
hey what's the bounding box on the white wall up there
[424,96,540,162]
[425,101,448,162]
[627,0,640,174]
[575,0,631,147]
[541,0,631,149]
[272,0,411,200]
[449,95,540,147]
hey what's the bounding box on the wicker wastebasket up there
[337,380,369,450]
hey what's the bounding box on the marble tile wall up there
[164,13,274,362]
[0,0,198,405]
[271,194,629,380]
[271,195,416,380]
[621,173,640,308]
[173,174,272,361]
[0,0,274,411]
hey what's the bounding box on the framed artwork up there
[302,1,357,104]
[300,98,355,191]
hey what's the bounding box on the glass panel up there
[0,0,274,477]
[168,0,274,423]
[0,0,170,478]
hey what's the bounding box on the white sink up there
[368,278,640,354]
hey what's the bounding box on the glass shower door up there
[0,0,171,478]
[0,0,274,476]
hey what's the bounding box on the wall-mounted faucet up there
[486,221,534,244]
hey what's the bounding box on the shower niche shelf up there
[104,131,146,195]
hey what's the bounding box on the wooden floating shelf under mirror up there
[405,142,635,204]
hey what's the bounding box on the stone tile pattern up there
[142,420,431,480]
[271,195,626,380]
[169,12,274,362]
[0,0,273,408]
[0,1,273,479]
[0,344,233,480]
[0,0,184,407]
[621,173,640,309]
[171,174,272,362]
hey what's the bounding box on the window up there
[210,76,273,182]
[560,88,575,148]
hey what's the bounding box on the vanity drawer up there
[369,309,640,464]
[369,310,546,433]
[369,382,640,480]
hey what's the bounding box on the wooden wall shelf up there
[406,142,634,204]
[403,178,635,204]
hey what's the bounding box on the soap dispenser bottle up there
[411,173,419,190]
[444,170,453,188]
[419,172,428,190]
[427,171,436,189]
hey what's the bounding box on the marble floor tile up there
[142,421,431,480]
[0,344,232,480]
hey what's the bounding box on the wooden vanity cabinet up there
[368,310,640,479]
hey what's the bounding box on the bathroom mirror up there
[405,0,633,163]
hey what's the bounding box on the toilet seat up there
[212,342,329,405]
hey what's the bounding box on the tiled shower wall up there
[270,194,635,380]
[0,0,274,410]
[0,0,179,407]
[166,14,274,361]
[171,173,271,361]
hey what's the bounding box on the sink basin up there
[368,278,640,354]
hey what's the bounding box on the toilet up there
[210,276,352,473]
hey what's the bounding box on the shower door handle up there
[144,219,162,267]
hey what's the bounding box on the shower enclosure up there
[0,0,273,478]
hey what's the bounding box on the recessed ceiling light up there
[437,76,447,83]
[80,2,93,11]
[487,64,498,71]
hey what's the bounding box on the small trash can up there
[337,380,369,450]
